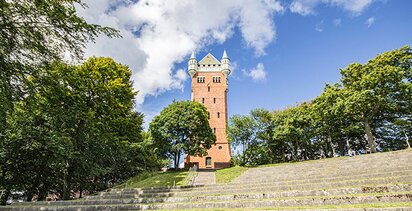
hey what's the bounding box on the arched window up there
[206,157,212,166]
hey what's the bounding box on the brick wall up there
[186,71,231,169]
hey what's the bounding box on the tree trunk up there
[62,161,70,200]
[403,129,410,149]
[26,191,33,202]
[364,120,377,153]
[177,151,181,170]
[328,135,335,157]
[174,153,178,170]
[0,188,10,205]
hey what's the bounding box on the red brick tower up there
[185,51,231,169]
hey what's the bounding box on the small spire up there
[190,51,196,59]
[222,50,228,59]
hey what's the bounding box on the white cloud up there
[243,63,267,81]
[76,0,283,106]
[290,0,319,16]
[315,20,324,32]
[290,0,375,16]
[366,16,375,27]
[333,18,342,26]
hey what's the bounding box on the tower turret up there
[188,52,198,77]
[221,50,231,77]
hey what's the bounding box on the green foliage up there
[340,46,412,152]
[0,0,120,204]
[149,101,216,169]
[229,109,274,166]
[229,46,412,166]
[1,58,162,202]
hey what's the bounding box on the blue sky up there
[77,0,412,127]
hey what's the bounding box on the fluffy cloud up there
[243,63,267,82]
[76,0,283,106]
[290,0,374,16]
[366,16,375,27]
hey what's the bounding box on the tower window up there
[206,157,212,166]
[197,76,205,83]
[208,112,210,119]
[208,86,210,92]
[214,98,216,103]
[202,98,204,103]
[213,128,216,133]
[213,76,221,83]
[217,112,220,118]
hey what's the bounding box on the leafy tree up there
[271,103,315,162]
[0,0,118,204]
[311,84,364,157]
[229,109,273,166]
[340,46,412,152]
[149,101,215,169]
[229,114,257,165]
[2,58,154,201]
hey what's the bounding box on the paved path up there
[193,169,215,185]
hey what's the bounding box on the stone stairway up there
[193,169,215,186]
[5,149,412,210]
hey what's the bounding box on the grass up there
[115,170,189,189]
[215,166,249,183]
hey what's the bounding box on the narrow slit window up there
[202,98,205,103]
[214,98,216,103]
[217,112,220,118]
[208,86,210,92]
[213,128,216,133]
[208,112,210,119]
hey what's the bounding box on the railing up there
[183,166,198,186]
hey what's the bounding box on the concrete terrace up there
[6,149,412,210]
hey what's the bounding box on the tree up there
[2,57,153,201]
[0,1,118,204]
[229,115,257,166]
[149,101,215,169]
[311,84,364,157]
[340,46,412,153]
[229,109,273,166]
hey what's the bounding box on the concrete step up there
[99,174,412,196]
[14,184,412,206]
[233,169,412,183]
[193,170,215,186]
[6,192,412,210]
[4,150,411,210]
